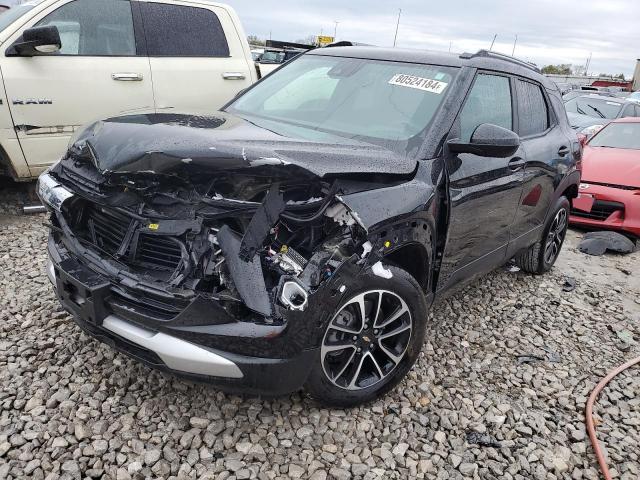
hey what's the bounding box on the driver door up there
[1,0,154,176]
[437,72,526,291]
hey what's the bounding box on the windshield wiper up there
[585,104,606,118]
[576,105,588,115]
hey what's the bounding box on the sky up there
[230,0,640,78]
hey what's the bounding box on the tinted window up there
[460,74,512,142]
[140,3,229,57]
[36,0,135,56]
[516,80,549,136]
[229,55,458,155]
[589,123,640,150]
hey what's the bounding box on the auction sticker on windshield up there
[388,74,448,94]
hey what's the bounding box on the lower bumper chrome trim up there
[102,316,244,379]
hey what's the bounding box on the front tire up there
[305,265,428,407]
[515,196,570,274]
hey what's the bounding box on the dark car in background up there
[39,47,580,406]
[565,94,640,136]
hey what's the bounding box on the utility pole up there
[489,34,497,51]
[449,41,452,53]
[512,34,518,56]
[584,52,592,76]
[393,8,401,47]
[333,21,340,40]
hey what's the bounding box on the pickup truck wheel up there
[515,197,570,274]
[305,265,428,407]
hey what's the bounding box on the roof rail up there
[460,49,540,73]
[323,41,373,48]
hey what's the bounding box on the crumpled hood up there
[71,112,416,178]
[582,145,640,188]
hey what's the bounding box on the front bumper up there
[570,184,640,238]
[46,235,318,396]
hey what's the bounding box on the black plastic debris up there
[218,225,273,317]
[517,354,545,365]
[578,231,636,256]
[517,346,561,365]
[239,186,285,262]
[466,431,501,448]
[562,277,576,292]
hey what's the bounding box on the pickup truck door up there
[137,1,255,113]
[437,72,526,291]
[1,0,154,177]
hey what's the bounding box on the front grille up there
[109,287,186,321]
[87,206,132,256]
[572,200,624,221]
[72,203,185,275]
[135,235,183,272]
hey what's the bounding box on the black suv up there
[39,47,580,406]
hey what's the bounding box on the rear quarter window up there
[516,80,549,136]
[140,2,229,57]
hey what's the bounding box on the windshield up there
[0,0,42,33]
[228,55,458,156]
[565,97,623,119]
[260,50,285,63]
[589,122,640,150]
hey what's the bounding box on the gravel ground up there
[1,184,639,480]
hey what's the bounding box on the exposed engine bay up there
[47,149,390,325]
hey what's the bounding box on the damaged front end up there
[39,117,433,393]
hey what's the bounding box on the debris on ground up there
[465,431,502,448]
[562,276,577,292]
[578,231,636,256]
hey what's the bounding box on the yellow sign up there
[148,223,159,231]
[317,35,334,46]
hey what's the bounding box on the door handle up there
[558,146,570,157]
[112,73,143,81]
[222,72,246,80]
[508,157,525,171]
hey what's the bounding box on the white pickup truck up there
[0,0,258,180]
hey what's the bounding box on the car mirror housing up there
[6,26,62,57]
[448,123,520,158]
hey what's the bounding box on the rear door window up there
[459,73,513,142]
[139,2,229,57]
[516,79,550,136]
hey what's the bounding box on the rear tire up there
[304,265,428,407]
[515,196,570,274]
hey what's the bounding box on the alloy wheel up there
[544,208,568,264]
[321,290,413,391]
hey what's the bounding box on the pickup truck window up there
[460,74,512,142]
[229,55,458,154]
[35,0,135,56]
[140,2,229,57]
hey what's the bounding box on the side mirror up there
[447,123,520,158]
[6,26,61,57]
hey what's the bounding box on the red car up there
[571,118,640,237]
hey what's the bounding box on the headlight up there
[37,173,74,212]
[581,125,604,136]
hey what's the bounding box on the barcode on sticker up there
[388,74,448,94]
